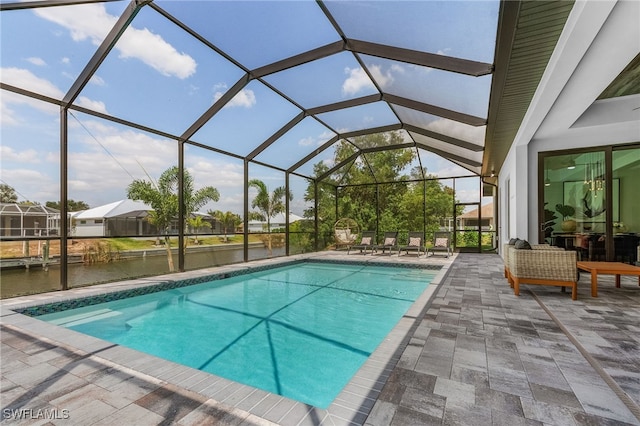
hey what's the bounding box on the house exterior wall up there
[499,0,640,255]
[73,220,105,237]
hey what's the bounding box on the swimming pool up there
[35,261,436,408]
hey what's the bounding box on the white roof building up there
[248,212,305,232]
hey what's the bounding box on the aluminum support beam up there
[385,94,486,127]
[415,143,482,168]
[252,41,345,78]
[404,124,485,152]
[348,39,493,77]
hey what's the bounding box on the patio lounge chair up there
[399,231,425,257]
[427,231,452,258]
[373,231,399,255]
[348,231,376,254]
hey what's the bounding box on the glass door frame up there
[538,145,620,261]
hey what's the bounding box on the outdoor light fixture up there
[567,159,576,169]
[491,170,495,177]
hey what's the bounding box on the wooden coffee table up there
[577,261,640,297]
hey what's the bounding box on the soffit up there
[483,0,575,181]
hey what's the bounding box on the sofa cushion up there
[508,238,519,245]
[515,240,532,250]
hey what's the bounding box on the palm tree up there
[127,166,219,271]
[186,215,211,245]
[209,210,241,242]
[248,179,292,255]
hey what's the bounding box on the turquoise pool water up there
[38,262,435,408]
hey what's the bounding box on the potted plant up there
[555,204,576,232]
[543,202,557,243]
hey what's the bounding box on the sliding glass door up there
[540,151,610,260]
[612,145,640,264]
[539,144,640,264]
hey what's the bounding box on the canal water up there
[1,246,285,299]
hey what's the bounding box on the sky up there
[1,1,499,216]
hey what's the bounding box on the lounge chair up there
[398,232,425,257]
[348,231,376,254]
[373,231,399,255]
[427,231,452,258]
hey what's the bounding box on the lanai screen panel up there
[363,55,493,119]
[0,2,128,96]
[293,138,345,179]
[190,80,301,157]
[324,1,499,63]
[253,117,336,173]
[156,1,339,70]
[417,148,479,178]
[73,6,246,136]
[316,102,399,134]
[262,51,378,109]
[67,111,178,210]
[394,106,486,147]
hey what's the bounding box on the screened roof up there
[1,0,502,186]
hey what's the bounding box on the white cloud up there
[75,96,108,114]
[0,69,60,124]
[26,57,47,67]
[1,67,63,99]
[1,169,58,203]
[368,64,395,89]
[342,67,375,96]
[61,57,70,64]
[1,102,20,126]
[35,3,196,79]
[453,188,480,203]
[213,88,256,108]
[61,120,248,211]
[0,67,108,117]
[118,27,197,79]
[390,64,405,74]
[298,136,315,147]
[89,75,105,86]
[0,146,41,163]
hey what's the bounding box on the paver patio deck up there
[2,252,640,425]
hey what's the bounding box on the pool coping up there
[0,251,454,425]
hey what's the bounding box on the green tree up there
[209,210,241,242]
[306,132,415,246]
[304,132,463,249]
[127,166,219,271]
[186,215,211,245]
[0,184,18,203]
[303,177,335,249]
[248,179,292,255]
[45,199,90,211]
